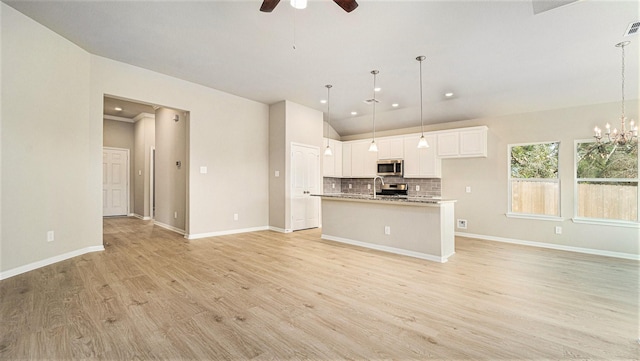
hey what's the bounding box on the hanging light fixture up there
[290,0,307,10]
[368,70,379,152]
[593,41,638,145]
[324,84,333,156]
[416,55,430,149]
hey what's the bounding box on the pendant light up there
[593,41,637,145]
[416,56,430,148]
[368,70,379,152]
[324,84,333,156]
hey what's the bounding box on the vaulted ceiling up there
[5,0,638,136]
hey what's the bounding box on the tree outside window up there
[508,142,560,217]
[575,141,638,223]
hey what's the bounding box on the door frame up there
[103,146,130,216]
[150,146,155,220]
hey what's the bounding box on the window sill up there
[572,218,640,229]
[505,213,564,222]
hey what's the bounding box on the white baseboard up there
[132,213,151,221]
[154,221,185,235]
[269,226,293,233]
[455,232,640,261]
[187,226,270,240]
[322,234,450,263]
[0,245,105,280]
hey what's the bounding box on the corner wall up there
[1,4,102,275]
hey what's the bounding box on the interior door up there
[103,148,129,217]
[291,144,320,231]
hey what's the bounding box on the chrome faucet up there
[373,176,384,198]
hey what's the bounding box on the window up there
[575,140,638,224]
[508,142,560,218]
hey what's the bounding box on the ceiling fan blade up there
[333,0,359,13]
[260,0,281,12]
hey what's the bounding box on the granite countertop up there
[312,193,456,205]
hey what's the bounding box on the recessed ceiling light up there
[114,107,123,111]
[392,103,399,107]
[351,111,358,116]
[320,99,327,104]
[374,87,381,92]
[445,92,454,97]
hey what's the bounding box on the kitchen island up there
[316,194,456,263]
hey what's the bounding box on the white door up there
[291,144,320,231]
[103,148,129,216]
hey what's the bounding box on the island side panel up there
[321,198,453,262]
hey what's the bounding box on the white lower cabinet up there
[403,134,441,178]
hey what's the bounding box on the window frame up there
[573,139,639,228]
[506,141,562,221]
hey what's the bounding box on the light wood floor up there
[1,217,638,360]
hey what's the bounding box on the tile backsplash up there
[323,176,441,198]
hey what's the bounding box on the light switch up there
[466,186,471,193]
[200,166,208,174]
[138,170,142,176]
[275,171,280,177]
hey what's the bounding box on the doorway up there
[102,147,129,217]
[290,143,320,231]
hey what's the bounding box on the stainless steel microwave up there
[377,159,403,176]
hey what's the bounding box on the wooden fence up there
[512,180,637,221]
[511,181,559,216]
[577,183,638,221]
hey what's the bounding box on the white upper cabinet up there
[403,134,441,178]
[322,138,342,177]
[342,142,352,177]
[436,126,488,158]
[349,140,378,177]
[377,138,404,160]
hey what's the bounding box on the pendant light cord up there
[372,70,378,141]
[419,57,424,135]
[621,42,625,118]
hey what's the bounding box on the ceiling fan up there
[260,0,359,13]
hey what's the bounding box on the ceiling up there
[103,96,155,120]
[5,0,639,136]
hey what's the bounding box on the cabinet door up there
[377,138,404,160]
[322,138,335,177]
[332,139,343,177]
[403,134,441,178]
[437,131,459,158]
[459,128,487,157]
[342,142,352,177]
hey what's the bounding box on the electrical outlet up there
[349,184,352,189]
[174,211,178,219]
[234,213,239,221]
[275,171,279,177]
[367,184,371,190]
[555,226,562,234]
[466,186,471,193]
[416,185,420,191]
[384,226,391,235]
[457,219,467,229]
[332,183,335,189]
[47,231,55,242]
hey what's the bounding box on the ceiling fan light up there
[290,0,307,9]
[418,135,430,148]
[324,145,333,156]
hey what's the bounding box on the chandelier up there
[593,41,637,145]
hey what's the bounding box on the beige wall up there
[344,100,640,257]
[133,114,155,218]
[103,118,135,212]
[268,101,323,232]
[1,3,270,276]
[1,4,100,273]
[154,107,187,231]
